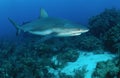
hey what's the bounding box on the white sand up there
[61,51,115,78]
[49,51,115,78]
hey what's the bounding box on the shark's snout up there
[71,29,89,36]
[56,27,89,37]
[82,28,89,33]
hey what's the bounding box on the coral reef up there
[57,49,79,65]
[59,72,73,78]
[0,39,82,78]
[58,66,87,78]
[88,9,120,78]
[88,8,120,54]
[103,24,120,53]
[0,40,56,78]
[49,49,80,70]
[92,59,120,78]
[73,66,87,78]
[88,8,120,38]
[76,34,103,51]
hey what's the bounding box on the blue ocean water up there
[0,0,120,78]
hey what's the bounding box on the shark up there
[8,8,89,42]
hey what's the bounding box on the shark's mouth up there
[55,29,89,37]
[72,32,82,35]
[29,30,53,35]
[57,32,82,37]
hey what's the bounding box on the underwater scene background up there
[0,0,120,78]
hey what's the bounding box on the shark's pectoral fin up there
[40,8,48,18]
[36,32,58,43]
[39,35,53,43]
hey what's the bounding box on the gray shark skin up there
[8,8,89,38]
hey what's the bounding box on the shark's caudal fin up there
[8,18,21,36]
[40,8,48,18]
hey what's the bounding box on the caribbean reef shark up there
[8,8,89,42]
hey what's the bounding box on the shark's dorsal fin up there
[40,8,48,18]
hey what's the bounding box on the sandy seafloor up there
[48,51,115,78]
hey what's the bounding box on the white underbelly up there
[29,30,53,35]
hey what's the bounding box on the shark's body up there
[9,9,89,38]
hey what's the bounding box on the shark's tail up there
[8,18,21,35]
